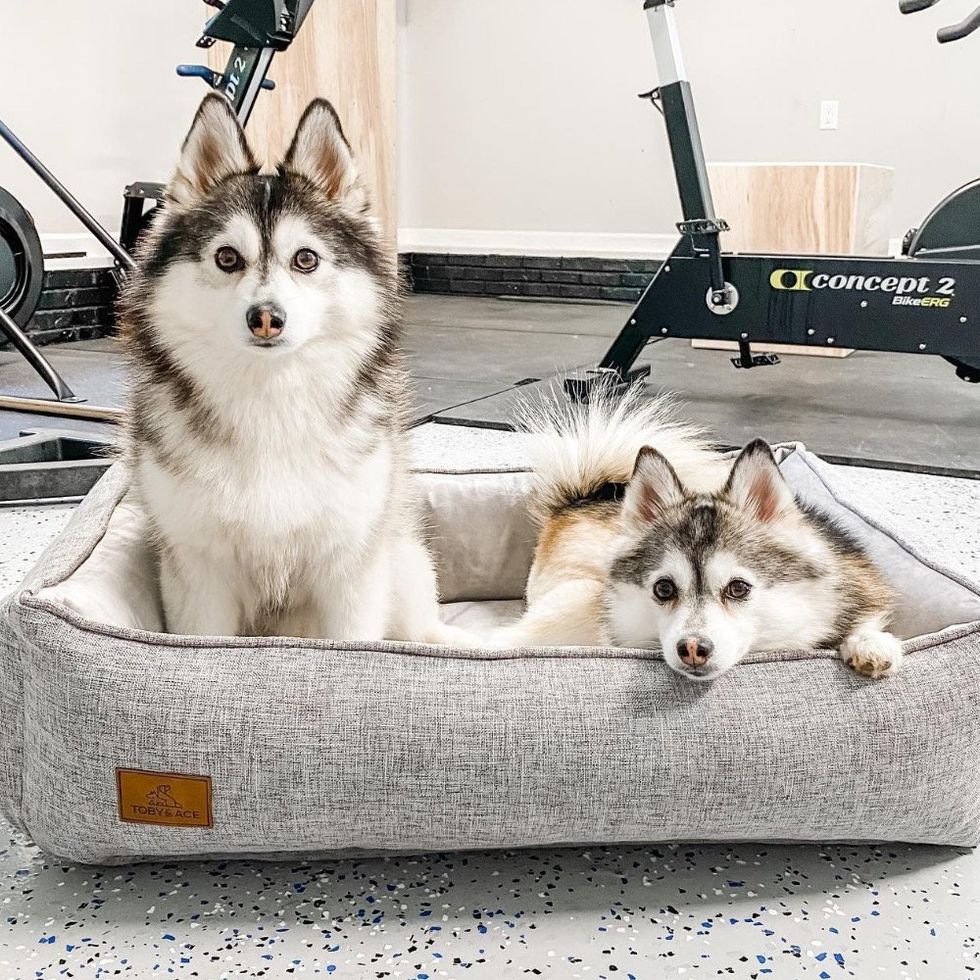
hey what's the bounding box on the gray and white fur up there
[119,95,458,643]
[498,389,902,681]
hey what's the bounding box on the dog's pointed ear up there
[281,99,368,209]
[621,446,685,528]
[724,439,797,523]
[169,95,257,207]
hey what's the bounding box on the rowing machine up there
[0,0,314,419]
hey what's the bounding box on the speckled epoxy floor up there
[0,840,975,978]
[0,424,978,979]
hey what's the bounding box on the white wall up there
[0,2,204,255]
[3,1,977,259]
[399,0,980,254]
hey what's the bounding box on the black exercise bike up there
[569,0,980,402]
[0,0,314,418]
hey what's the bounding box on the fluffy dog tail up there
[515,385,724,523]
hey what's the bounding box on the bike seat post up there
[644,1,732,307]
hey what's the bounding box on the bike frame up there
[578,0,980,396]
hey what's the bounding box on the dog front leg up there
[160,548,241,637]
[386,534,476,646]
[839,618,904,679]
[308,549,392,642]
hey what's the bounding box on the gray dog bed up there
[2,445,979,864]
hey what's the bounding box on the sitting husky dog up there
[497,390,902,681]
[120,95,454,643]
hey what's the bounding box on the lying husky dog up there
[120,95,454,643]
[498,390,902,681]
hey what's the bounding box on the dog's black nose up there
[246,303,286,340]
[677,636,713,668]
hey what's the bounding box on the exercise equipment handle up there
[899,0,980,43]
[899,0,940,13]
[937,2,980,39]
[176,64,275,91]
[177,64,218,84]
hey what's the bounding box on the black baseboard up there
[402,252,661,303]
[2,252,659,355]
[32,268,117,346]
[0,268,118,351]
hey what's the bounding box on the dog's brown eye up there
[292,248,319,273]
[724,579,752,601]
[215,246,243,273]
[653,578,677,602]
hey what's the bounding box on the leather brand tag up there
[116,768,213,828]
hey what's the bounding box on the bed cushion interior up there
[39,450,980,641]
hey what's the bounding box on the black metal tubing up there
[219,45,276,125]
[659,81,716,222]
[0,304,79,402]
[0,118,135,272]
[600,239,686,374]
[600,249,980,378]
[119,182,166,253]
[657,81,728,296]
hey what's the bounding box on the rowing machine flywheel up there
[0,185,44,328]
[905,177,980,261]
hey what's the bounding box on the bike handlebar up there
[177,64,275,91]
[937,3,980,39]
[900,0,980,42]
[899,0,940,13]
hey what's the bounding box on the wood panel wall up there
[694,163,894,358]
[707,164,894,256]
[207,0,397,242]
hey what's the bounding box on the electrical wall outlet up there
[820,100,840,130]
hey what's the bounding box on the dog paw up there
[422,623,480,647]
[839,630,903,679]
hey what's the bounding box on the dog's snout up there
[246,304,286,340]
[677,636,713,669]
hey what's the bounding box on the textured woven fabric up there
[2,448,980,864]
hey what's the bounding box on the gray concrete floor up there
[3,294,977,472]
[0,426,977,978]
[414,297,980,473]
